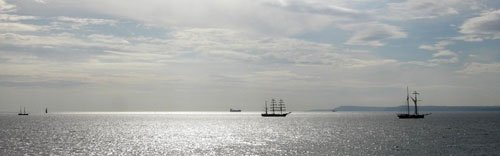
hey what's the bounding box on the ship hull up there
[18,113,29,116]
[397,113,424,119]
[261,113,289,117]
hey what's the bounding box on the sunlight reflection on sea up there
[1,112,499,155]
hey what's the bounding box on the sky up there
[0,0,499,112]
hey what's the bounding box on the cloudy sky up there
[1,0,499,112]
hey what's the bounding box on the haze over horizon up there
[1,0,499,112]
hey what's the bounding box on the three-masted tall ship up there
[262,98,290,117]
[397,87,430,119]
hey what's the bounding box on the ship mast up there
[406,87,410,115]
[279,99,284,114]
[264,101,268,114]
[412,91,420,115]
[271,99,276,114]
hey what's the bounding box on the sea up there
[1,112,499,155]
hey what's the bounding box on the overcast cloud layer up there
[1,0,499,112]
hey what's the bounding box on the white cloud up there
[2,0,499,109]
[226,70,316,82]
[88,34,130,45]
[432,49,456,58]
[164,28,365,66]
[419,40,459,64]
[50,16,117,30]
[0,56,178,87]
[419,40,453,51]
[0,24,403,69]
[269,0,367,21]
[5,0,411,47]
[383,0,479,20]
[34,0,46,4]
[0,33,87,47]
[406,61,438,67]
[20,0,333,36]
[56,16,117,26]
[0,27,398,88]
[204,50,259,62]
[0,1,40,32]
[0,22,40,32]
[457,62,500,74]
[342,22,407,46]
[459,9,500,41]
[343,58,398,68]
[430,57,459,64]
[0,2,38,33]
[0,32,134,54]
[0,0,16,13]
[0,14,36,21]
[269,1,407,47]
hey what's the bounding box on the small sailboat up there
[18,106,29,116]
[262,98,290,117]
[397,87,430,119]
[45,108,48,114]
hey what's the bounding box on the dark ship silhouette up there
[229,108,241,112]
[397,87,431,119]
[18,106,29,116]
[262,98,290,117]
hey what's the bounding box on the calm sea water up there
[1,112,499,155]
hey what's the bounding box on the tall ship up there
[262,98,291,117]
[18,106,29,116]
[397,87,430,119]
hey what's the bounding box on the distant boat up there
[397,87,431,119]
[230,108,241,112]
[18,106,29,116]
[45,108,48,114]
[331,109,337,112]
[262,98,290,117]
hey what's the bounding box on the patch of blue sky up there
[452,40,500,62]
[350,0,392,10]
[292,26,350,45]
[374,19,465,62]
[87,21,170,39]
[0,44,106,62]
